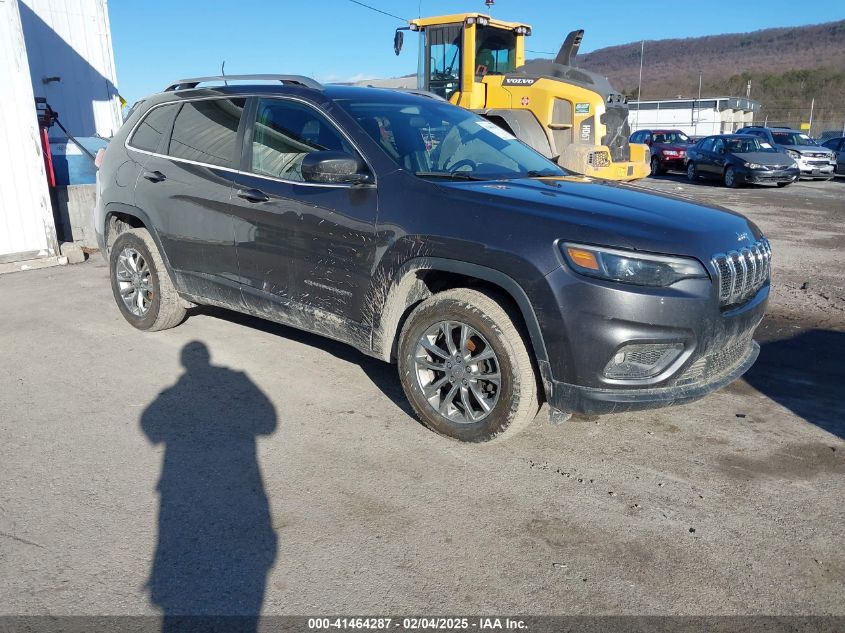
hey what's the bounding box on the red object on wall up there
[40,127,56,188]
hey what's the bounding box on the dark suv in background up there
[736,126,835,180]
[629,129,692,175]
[96,75,770,443]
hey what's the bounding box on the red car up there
[630,129,693,176]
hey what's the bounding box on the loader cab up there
[408,13,529,106]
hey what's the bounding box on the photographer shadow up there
[141,341,277,632]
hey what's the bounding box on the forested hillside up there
[571,20,845,130]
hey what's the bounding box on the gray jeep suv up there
[96,75,770,442]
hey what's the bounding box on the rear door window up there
[248,99,355,182]
[700,137,715,152]
[167,98,246,168]
[129,104,178,153]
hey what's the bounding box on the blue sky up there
[110,0,845,103]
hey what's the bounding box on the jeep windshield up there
[771,131,818,146]
[337,97,567,181]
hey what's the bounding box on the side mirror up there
[301,151,371,185]
[394,29,404,56]
[645,139,652,146]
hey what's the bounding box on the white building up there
[628,96,760,137]
[0,0,120,271]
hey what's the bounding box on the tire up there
[686,161,698,181]
[397,288,539,443]
[109,228,186,331]
[650,157,664,177]
[724,166,740,188]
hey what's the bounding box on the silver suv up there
[736,126,835,180]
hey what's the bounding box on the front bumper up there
[658,157,686,171]
[537,263,768,415]
[548,340,759,414]
[796,160,834,178]
[738,166,799,184]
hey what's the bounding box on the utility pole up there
[636,40,644,126]
[808,97,815,136]
[694,71,702,136]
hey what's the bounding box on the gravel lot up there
[0,176,843,617]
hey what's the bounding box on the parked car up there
[685,134,799,187]
[96,75,770,442]
[736,126,835,180]
[821,136,845,176]
[815,130,843,144]
[629,129,692,176]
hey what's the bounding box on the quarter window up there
[250,99,354,181]
[167,98,246,168]
[129,104,178,153]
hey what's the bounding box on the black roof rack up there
[163,74,323,92]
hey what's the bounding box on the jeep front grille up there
[712,238,772,307]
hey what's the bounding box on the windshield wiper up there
[525,170,563,178]
[414,171,487,181]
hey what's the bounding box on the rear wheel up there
[686,161,698,181]
[109,229,186,331]
[397,288,539,443]
[724,166,740,188]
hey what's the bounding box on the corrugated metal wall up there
[20,0,122,139]
[0,0,58,259]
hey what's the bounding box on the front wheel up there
[687,161,698,181]
[109,228,186,331]
[724,166,740,188]
[397,288,540,443]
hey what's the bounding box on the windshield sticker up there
[760,142,772,148]
[575,103,590,114]
[476,120,516,140]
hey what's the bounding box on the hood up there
[434,176,763,262]
[779,143,831,156]
[733,151,796,167]
[654,143,689,152]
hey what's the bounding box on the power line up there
[346,0,406,23]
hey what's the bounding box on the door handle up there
[142,170,166,183]
[236,188,270,203]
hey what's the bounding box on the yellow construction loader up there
[394,13,649,180]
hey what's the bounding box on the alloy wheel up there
[115,247,153,316]
[413,320,501,423]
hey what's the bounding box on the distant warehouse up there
[628,96,760,137]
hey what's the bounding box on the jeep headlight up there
[562,243,708,287]
[785,149,800,160]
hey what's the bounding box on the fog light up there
[604,343,684,380]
